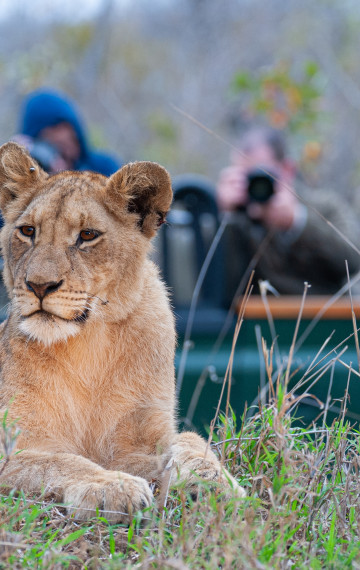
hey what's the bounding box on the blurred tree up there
[231,61,322,133]
[0,0,360,200]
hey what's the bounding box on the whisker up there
[89,294,109,306]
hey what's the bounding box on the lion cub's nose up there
[25,280,63,301]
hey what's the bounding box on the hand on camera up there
[247,179,300,231]
[217,162,300,232]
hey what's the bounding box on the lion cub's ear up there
[0,142,48,221]
[106,161,173,238]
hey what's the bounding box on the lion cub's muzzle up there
[25,279,64,301]
[16,275,91,323]
[15,276,93,345]
[24,278,89,322]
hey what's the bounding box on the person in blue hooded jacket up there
[13,89,121,176]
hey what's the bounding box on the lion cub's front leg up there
[171,432,246,497]
[1,450,153,523]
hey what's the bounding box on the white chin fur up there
[19,316,81,346]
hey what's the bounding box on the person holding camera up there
[217,126,360,302]
[12,89,121,176]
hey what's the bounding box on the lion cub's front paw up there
[64,471,153,523]
[172,456,246,499]
[171,433,246,499]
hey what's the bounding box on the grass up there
[2,391,360,568]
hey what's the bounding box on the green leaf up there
[231,71,253,91]
[305,61,319,78]
[53,527,88,548]
[109,528,116,556]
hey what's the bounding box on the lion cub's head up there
[0,142,172,346]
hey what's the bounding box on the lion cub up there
[0,142,244,521]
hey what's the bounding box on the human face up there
[40,122,81,168]
[233,142,282,175]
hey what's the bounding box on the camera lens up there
[30,140,61,172]
[247,169,275,203]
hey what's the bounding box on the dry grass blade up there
[261,338,275,400]
[284,282,310,391]
[184,232,274,426]
[341,363,352,426]
[259,279,281,369]
[295,270,360,352]
[255,324,267,406]
[304,330,335,377]
[157,458,174,519]
[322,361,336,429]
[205,271,254,458]
[346,259,360,374]
[297,327,360,381]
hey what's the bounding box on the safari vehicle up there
[157,176,360,435]
[175,295,360,435]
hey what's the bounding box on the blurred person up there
[217,126,360,301]
[13,89,121,175]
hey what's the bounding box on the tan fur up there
[0,143,244,522]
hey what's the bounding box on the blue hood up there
[19,89,120,176]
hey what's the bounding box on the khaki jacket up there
[223,187,360,303]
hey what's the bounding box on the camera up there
[247,169,275,203]
[29,140,62,173]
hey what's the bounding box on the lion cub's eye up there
[79,230,100,242]
[19,226,35,238]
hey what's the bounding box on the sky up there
[0,0,116,22]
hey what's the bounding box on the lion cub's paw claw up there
[172,457,246,499]
[220,470,246,498]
